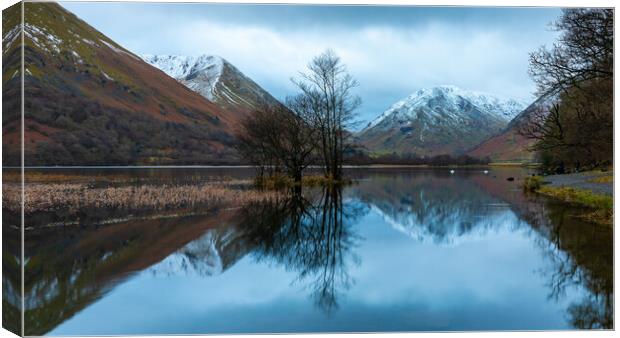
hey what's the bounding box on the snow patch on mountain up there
[142,54,224,101]
[81,38,96,46]
[100,70,114,81]
[3,25,21,52]
[365,85,527,131]
[22,22,64,54]
[99,39,141,60]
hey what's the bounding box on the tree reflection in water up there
[11,169,614,333]
[521,198,612,329]
[237,187,367,313]
[546,211,612,330]
[349,169,613,329]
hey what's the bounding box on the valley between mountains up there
[3,2,549,166]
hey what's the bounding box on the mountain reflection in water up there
[4,168,612,335]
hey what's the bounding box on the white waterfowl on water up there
[450,170,455,174]
[483,170,489,174]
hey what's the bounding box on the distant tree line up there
[344,150,490,166]
[520,9,613,173]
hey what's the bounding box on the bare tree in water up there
[236,50,360,185]
[293,49,361,181]
[236,103,316,185]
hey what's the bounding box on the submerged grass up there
[537,186,613,226]
[253,174,353,190]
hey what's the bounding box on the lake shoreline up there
[4,163,537,170]
[543,171,613,196]
[527,170,614,226]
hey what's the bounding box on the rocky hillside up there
[3,2,242,166]
[468,92,556,162]
[357,85,526,156]
[142,54,280,120]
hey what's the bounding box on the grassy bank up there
[538,186,612,225]
[522,176,544,192]
[523,178,613,226]
[589,175,613,184]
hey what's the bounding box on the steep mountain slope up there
[468,93,556,162]
[142,54,280,119]
[3,2,240,166]
[2,3,23,169]
[357,85,526,156]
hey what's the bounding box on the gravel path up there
[543,171,613,196]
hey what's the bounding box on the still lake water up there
[6,167,613,334]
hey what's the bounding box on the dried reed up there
[3,182,284,214]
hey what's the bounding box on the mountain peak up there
[365,85,526,131]
[143,53,280,115]
[418,84,464,95]
[142,54,226,101]
[407,85,479,100]
[358,85,528,156]
[142,54,224,80]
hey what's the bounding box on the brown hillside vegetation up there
[3,2,242,166]
[468,93,555,162]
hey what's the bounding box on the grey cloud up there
[60,2,561,126]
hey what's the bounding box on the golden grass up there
[3,182,284,214]
[588,175,613,184]
[302,175,353,187]
[522,176,543,192]
[537,186,613,226]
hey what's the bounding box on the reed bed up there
[3,182,284,214]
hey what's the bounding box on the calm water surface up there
[5,168,612,334]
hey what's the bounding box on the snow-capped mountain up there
[365,85,525,130]
[143,54,280,116]
[142,54,223,100]
[357,85,527,156]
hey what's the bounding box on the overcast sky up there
[60,2,561,127]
